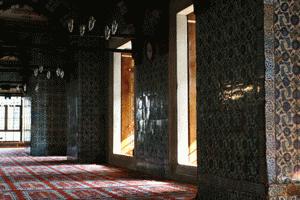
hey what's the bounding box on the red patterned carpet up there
[0,148,196,200]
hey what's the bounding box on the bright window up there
[0,96,31,142]
[22,97,31,142]
[7,106,21,130]
[113,41,135,156]
[177,5,197,166]
[0,106,5,130]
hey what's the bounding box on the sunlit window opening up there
[113,41,135,156]
[177,5,197,166]
[0,96,31,142]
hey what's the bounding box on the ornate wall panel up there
[194,0,267,199]
[265,0,276,186]
[66,64,79,160]
[30,76,67,156]
[268,0,299,199]
[77,49,108,163]
[134,4,169,175]
[274,0,299,183]
[135,54,169,175]
[27,32,68,156]
[66,39,109,164]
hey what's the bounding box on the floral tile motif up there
[266,0,299,198]
[273,0,299,184]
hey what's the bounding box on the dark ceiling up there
[0,0,119,95]
[0,0,169,95]
[0,0,144,61]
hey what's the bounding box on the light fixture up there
[105,25,111,40]
[66,14,119,39]
[111,20,118,35]
[104,20,119,40]
[31,66,65,92]
[39,65,44,73]
[31,67,64,93]
[68,1,75,33]
[60,70,64,78]
[88,16,96,31]
[34,68,38,77]
[67,16,96,36]
[56,68,61,76]
[68,18,74,33]
[79,24,86,37]
[46,71,51,79]
[35,83,39,92]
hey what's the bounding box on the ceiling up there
[0,0,98,95]
[0,0,168,95]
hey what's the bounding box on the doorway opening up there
[113,41,135,157]
[176,5,197,166]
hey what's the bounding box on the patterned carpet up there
[0,148,197,200]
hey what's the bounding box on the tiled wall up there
[268,0,299,198]
[134,5,170,175]
[66,38,109,163]
[274,0,299,183]
[28,33,68,156]
[66,63,79,160]
[194,0,267,199]
[30,76,67,156]
[135,53,169,174]
[0,72,22,82]
[106,1,170,174]
[27,35,108,162]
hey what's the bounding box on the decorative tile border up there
[269,184,299,199]
[264,1,276,184]
[266,0,300,198]
[273,0,299,184]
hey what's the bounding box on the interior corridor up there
[0,0,298,199]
